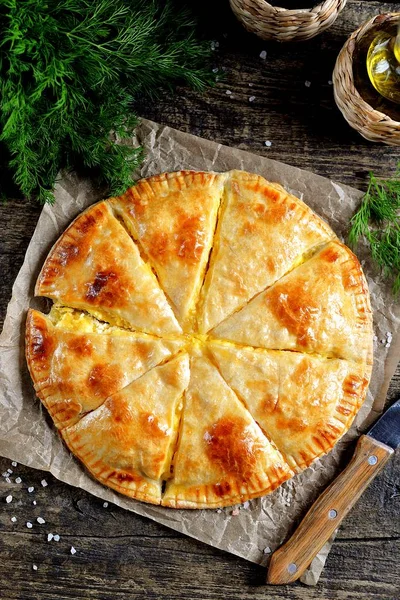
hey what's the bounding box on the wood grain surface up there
[0,1,399,598]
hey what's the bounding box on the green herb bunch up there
[349,169,400,294]
[0,0,213,203]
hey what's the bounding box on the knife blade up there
[267,398,399,585]
[367,397,400,449]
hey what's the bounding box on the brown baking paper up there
[1,119,399,585]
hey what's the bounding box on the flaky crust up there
[26,170,373,509]
[35,201,181,336]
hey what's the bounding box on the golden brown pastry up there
[198,170,336,333]
[110,171,226,330]
[213,241,373,365]
[62,354,190,504]
[26,170,373,508]
[162,351,293,508]
[35,201,181,335]
[208,342,371,472]
[25,307,184,429]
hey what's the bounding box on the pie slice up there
[208,342,370,471]
[162,352,293,508]
[26,308,185,429]
[198,170,336,332]
[61,354,190,505]
[213,241,373,364]
[35,201,181,336]
[110,171,226,330]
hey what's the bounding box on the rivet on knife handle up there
[267,435,394,585]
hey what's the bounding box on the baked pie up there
[25,170,373,508]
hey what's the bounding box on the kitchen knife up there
[267,398,400,585]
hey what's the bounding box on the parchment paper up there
[1,119,399,586]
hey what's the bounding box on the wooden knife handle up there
[267,435,394,585]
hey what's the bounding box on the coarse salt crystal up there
[26,522,33,529]
[328,80,333,85]
[103,502,109,508]
[37,517,45,525]
[2,472,8,478]
[373,335,378,341]
[263,546,272,554]
[264,140,272,147]
[53,534,60,542]
[231,508,240,516]
[242,501,250,509]
[305,80,311,88]
[28,486,34,493]
[212,67,218,73]
[259,50,267,60]
[216,508,222,514]
[15,477,22,484]
[225,90,232,95]
[5,477,11,484]
[32,564,38,571]
[41,479,48,488]
[249,82,254,87]
[11,516,17,523]
[70,546,77,555]
[32,500,37,506]
[249,96,256,102]
[381,339,386,344]
[7,469,13,474]
[47,533,54,542]
[6,495,12,504]
[11,462,17,467]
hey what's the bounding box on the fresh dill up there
[0,0,214,203]
[349,168,400,294]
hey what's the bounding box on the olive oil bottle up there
[366,23,400,104]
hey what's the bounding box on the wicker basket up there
[229,0,347,42]
[333,13,400,146]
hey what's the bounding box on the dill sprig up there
[0,0,214,203]
[349,169,400,294]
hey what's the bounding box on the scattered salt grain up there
[381,339,386,344]
[212,67,218,73]
[11,462,17,467]
[53,534,60,542]
[7,468,13,474]
[249,96,256,102]
[263,546,272,554]
[32,564,38,571]
[259,50,267,60]
[373,335,378,341]
[5,477,11,484]
[328,80,333,85]
[47,533,54,542]
[248,82,254,87]
[2,472,8,478]
[26,522,33,529]
[11,516,17,523]
[216,508,222,514]
[32,500,37,506]
[15,477,22,484]
[264,140,272,147]
[103,502,109,508]
[305,80,311,88]
[28,486,34,493]
[6,495,12,503]
[211,41,219,51]
[70,546,77,555]
[242,500,250,509]
[37,517,45,525]
[231,508,240,516]
[225,90,232,95]
[41,479,48,488]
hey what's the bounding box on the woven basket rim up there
[258,1,341,15]
[334,12,400,128]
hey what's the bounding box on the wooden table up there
[1,1,399,598]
